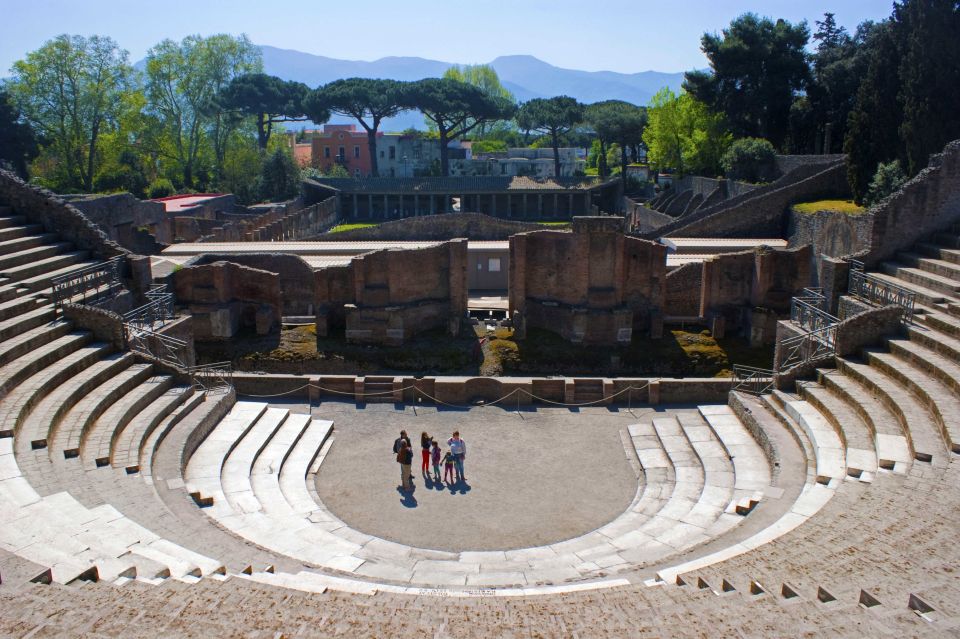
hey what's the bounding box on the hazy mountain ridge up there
[258,46,686,131]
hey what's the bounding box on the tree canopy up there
[405,77,515,176]
[304,78,410,177]
[515,96,585,177]
[586,100,646,185]
[144,33,261,188]
[684,13,810,150]
[218,73,314,150]
[0,89,39,179]
[643,88,731,177]
[8,34,134,192]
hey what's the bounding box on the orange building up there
[310,124,384,177]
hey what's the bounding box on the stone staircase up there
[0,187,959,635]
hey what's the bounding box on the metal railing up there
[50,256,123,307]
[123,284,175,330]
[186,362,233,394]
[125,325,190,368]
[125,325,233,393]
[790,297,839,333]
[847,259,916,323]
[777,324,838,372]
[732,365,775,395]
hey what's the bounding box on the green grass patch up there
[537,221,571,226]
[327,222,378,233]
[791,199,865,215]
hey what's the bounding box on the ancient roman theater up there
[0,142,959,637]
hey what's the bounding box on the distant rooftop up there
[151,193,226,213]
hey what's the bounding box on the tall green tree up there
[843,21,904,201]
[304,78,409,177]
[144,34,261,189]
[406,78,515,176]
[895,0,960,176]
[643,88,731,176]
[8,34,134,191]
[218,73,314,151]
[586,101,647,185]
[515,96,584,177]
[0,89,39,179]
[684,13,810,149]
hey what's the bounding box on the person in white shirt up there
[447,431,466,481]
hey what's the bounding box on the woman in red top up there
[420,432,431,474]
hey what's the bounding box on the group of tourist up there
[392,430,466,491]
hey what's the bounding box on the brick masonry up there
[174,261,282,340]
[509,217,666,344]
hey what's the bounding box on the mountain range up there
[258,46,686,131]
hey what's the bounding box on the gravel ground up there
[310,400,660,552]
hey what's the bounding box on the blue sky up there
[1,0,893,75]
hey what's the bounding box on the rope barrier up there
[237,377,659,409]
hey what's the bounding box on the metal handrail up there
[778,324,837,372]
[732,365,775,395]
[847,264,916,323]
[50,256,123,307]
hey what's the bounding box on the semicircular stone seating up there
[0,197,959,634]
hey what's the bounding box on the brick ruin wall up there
[698,245,812,337]
[663,262,703,318]
[314,240,469,345]
[184,253,315,317]
[173,261,282,340]
[316,212,552,241]
[510,217,666,344]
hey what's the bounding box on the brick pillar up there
[509,234,526,316]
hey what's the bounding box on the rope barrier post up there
[516,388,521,419]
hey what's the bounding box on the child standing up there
[443,450,456,484]
[431,440,442,481]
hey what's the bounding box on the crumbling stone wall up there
[314,240,469,345]
[186,253,315,316]
[62,303,126,350]
[63,192,168,247]
[173,261,282,340]
[510,217,666,344]
[641,160,848,240]
[664,262,703,318]
[700,245,812,337]
[862,139,960,264]
[0,169,127,259]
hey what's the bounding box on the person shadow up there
[446,478,471,495]
[397,484,418,508]
[424,475,446,491]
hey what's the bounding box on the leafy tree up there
[864,159,907,206]
[144,34,261,189]
[94,149,149,197]
[442,64,515,138]
[304,78,410,177]
[515,96,584,177]
[895,0,960,176]
[471,139,508,154]
[8,34,134,191]
[721,138,777,182]
[256,148,300,202]
[218,73,315,151]
[587,100,647,185]
[643,88,731,176]
[147,177,175,198]
[405,77,515,176]
[843,21,903,201]
[684,13,810,149]
[0,89,39,178]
